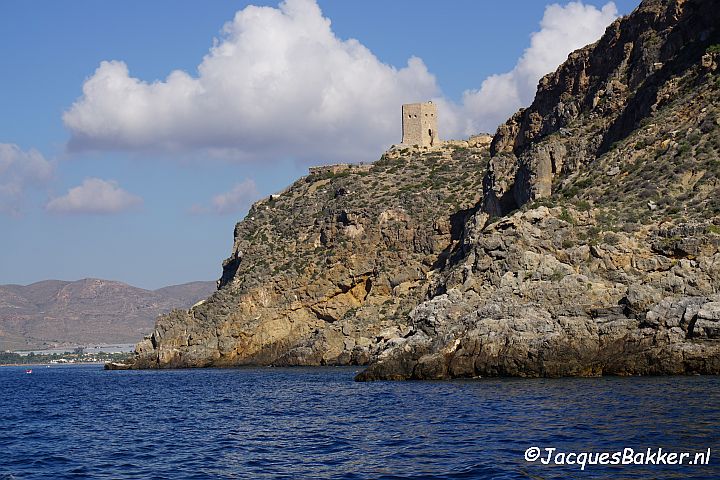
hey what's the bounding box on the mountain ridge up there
[0,278,215,350]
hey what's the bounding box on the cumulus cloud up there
[446,1,618,137]
[46,178,143,214]
[0,143,54,215]
[63,0,618,160]
[191,179,260,215]
[63,0,438,162]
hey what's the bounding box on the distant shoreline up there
[0,362,107,368]
[11,343,136,356]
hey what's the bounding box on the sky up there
[0,0,640,289]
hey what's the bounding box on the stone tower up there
[401,101,438,147]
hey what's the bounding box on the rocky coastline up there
[109,0,720,380]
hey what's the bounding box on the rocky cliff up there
[116,0,720,380]
[118,142,490,368]
[358,0,720,380]
[356,205,720,380]
[484,0,719,219]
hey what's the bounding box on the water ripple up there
[0,366,718,479]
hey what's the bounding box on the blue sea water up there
[0,365,718,479]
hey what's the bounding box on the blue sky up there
[0,0,640,289]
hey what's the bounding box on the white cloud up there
[191,179,260,215]
[63,0,438,162]
[0,143,54,215]
[46,178,143,214]
[63,0,618,160]
[446,1,618,137]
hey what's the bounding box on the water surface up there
[0,365,718,479]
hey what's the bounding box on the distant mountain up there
[153,281,218,306]
[0,278,216,351]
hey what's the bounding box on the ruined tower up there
[401,101,438,147]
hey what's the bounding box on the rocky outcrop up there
[113,143,490,369]
[484,0,720,216]
[355,0,720,381]
[357,207,720,380]
[357,293,720,381]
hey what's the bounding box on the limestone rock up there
[484,0,720,215]
[117,142,488,369]
[357,205,720,381]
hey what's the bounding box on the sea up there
[0,365,718,479]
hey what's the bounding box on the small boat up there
[25,369,32,374]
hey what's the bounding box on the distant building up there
[401,101,438,147]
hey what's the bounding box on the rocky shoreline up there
[109,0,720,380]
[355,206,720,381]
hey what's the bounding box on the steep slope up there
[484,0,719,220]
[358,0,720,380]
[0,279,215,350]
[120,142,491,368]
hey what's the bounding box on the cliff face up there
[357,206,720,380]
[358,0,720,380]
[122,143,490,368]
[484,0,719,217]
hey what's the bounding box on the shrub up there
[563,186,580,198]
[559,208,575,224]
[575,178,593,189]
[550,269,565,282]
[677,142,691,156]
[603,233,621,245]
[575,200,592,211]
